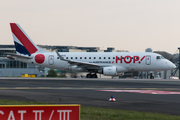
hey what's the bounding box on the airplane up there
[7,23,176,78]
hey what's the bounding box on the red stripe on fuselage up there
[10,23,37,54]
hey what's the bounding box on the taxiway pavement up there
[0,78,180,115]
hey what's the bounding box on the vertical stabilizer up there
[10,23,41,56]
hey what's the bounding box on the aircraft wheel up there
[86,74,92,78]
[92,74,98,78]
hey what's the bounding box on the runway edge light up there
[109,95,116,102]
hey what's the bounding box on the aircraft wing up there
[56,51,101,68]
[67,59,101,68]
[6,53,33,60]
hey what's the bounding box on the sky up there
[1,0,180,54]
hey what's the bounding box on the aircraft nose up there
[172,63,176,69]
[170,62,176,69]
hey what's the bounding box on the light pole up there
[178,47,180,79]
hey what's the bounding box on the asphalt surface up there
[0,77,180,115]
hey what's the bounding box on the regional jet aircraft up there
[7,23,176,78]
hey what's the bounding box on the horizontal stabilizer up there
[6,53,33,59]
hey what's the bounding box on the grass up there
[0,99,180,120]
[0,99,47,105]
[81,107,180,120]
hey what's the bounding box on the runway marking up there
[97,90,180,94]
[0,87,180,93]
[0,87,97,90]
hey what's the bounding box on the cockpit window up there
[161,56,165,59]
[156,56,165,59]
[156,56,161,59]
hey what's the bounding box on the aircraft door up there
[146,55,151,65]
[48,55,54,65]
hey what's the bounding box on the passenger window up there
[108,57,110,59]
[89,57,91,59]
[57,57,59,59]
[71,57,73,59]
[94,57,96,59]
[104,57,106,59]
[66,57,68,59]
[84,57,86,59]
[99,57,101,59]
[75,57,77,59]
[80,57,82,59]
[113,57,115,59]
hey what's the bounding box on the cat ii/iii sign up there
[0,105,80,120]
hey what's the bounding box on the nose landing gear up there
[150,73,154,79]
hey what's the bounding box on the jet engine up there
[102,67,117,76]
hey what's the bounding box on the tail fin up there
[10,23,41,56]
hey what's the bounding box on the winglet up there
[56,51,64,60]
[56,51,69,62]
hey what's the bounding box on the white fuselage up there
[16,52,176,74]
[9,23,176,77]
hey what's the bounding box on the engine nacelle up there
[103,67,117,76]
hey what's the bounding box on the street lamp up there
[178,47,180,79]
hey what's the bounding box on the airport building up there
[0,45,44,77]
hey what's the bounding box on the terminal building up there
[0,45,44,77]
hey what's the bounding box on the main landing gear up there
[86,73,98,78]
